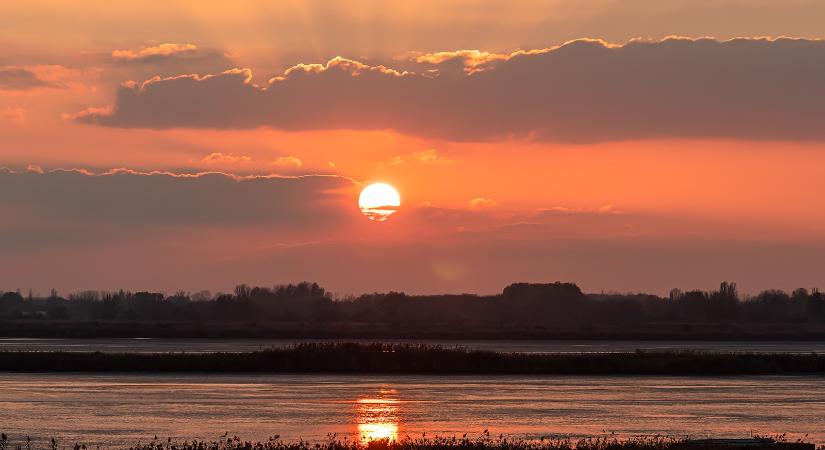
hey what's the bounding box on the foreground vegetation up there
[124,435,817,450]
[3,343,825,374]
[0,434,818,450]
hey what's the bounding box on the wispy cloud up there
[272,155,303,167]
[201,152,252,164]
[1,106,26,123]
[468,197,497,210]
[380,149,453,168]
[111,43,198,62]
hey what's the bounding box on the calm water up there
[0,373,824,447]
[3,338,825,353]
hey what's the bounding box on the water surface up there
[0,373,823,447]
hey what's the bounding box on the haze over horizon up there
[2,0,825,296]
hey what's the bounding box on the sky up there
[2,0,825,296]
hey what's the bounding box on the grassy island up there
[2,343,825,374]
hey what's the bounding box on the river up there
[0,373,823,447]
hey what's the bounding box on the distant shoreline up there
[2,343,825,374]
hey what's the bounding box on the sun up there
[359,183,401,221]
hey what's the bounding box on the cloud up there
[1,106,26,123]
[0,169,356,233]
[376,149,454,169]
[272,155,303,167]
[111,43,198,62]
[408,49,517,74]
[0,65,91,91]
[384,149,453,167]
[468,197,497,210]
[201,152,252,164]
[0,67,48,90]
[103,43,238,85]
[76,37,825,143]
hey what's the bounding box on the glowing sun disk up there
[359,182,401,221]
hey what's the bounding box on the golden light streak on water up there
[356,388,400,442]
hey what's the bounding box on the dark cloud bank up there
[78,37,825,142]
[0,169,354,229]
[0,67,48,90]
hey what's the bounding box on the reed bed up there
[1,343,825,374]
[128,435,684,450]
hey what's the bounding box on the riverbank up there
[2,343,825,374]
[4,319,825,340]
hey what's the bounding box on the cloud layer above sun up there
[77,37,825,143]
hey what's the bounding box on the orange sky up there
[1,1,825,295]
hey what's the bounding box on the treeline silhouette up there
[1,282,824,331]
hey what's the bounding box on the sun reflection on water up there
[356,388,400,443]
